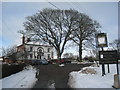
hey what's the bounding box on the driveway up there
[32,63,92,88]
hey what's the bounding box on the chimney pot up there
[22,35,25,44]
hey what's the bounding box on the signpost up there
[96,33,120,88]
[96,33,108,76]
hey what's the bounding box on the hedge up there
[1,63,26,78]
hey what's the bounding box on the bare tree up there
[71,14,101,61]
[63,53,74,58]
[63,53,78,61]
[2,45,17,62]
[23,8,79,59]
[109,39,120,60]
[109,39,120,59]
[109,39,120,51]
[2,45,16,57]
[16,50,29,61]
[2,48,7,57]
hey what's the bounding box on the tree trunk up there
[56,49,61,60]
[56,45,65,60]
[79,43,82,62]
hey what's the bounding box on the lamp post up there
[96,33,108,76]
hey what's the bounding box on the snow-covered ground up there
[0,65,37,89]
[68,64,119,88]
[71,61,94,64]
[0,62,2,65]
[59,64,65,67]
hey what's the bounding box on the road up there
[32,63,92,89]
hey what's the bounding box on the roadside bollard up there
[36,69,39,79]
[113,60,120,89]
[113,74,120,89]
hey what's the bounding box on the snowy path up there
[0,66,37,89]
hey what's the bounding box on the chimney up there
[27,38,31,42]
[22,35,25,44]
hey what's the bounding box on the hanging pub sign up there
[96,33,108,48]
[99,50,118,64]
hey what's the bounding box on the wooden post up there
[101,47,105,76]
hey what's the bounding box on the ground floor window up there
[30,54,33,59]
[48,54,50,59]
[37,55,42,59]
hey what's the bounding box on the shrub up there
[2,63,26,78]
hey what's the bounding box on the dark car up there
[51,59,65,64]
[37,59,48,65]
[64,60,71,64]
[31,60,38,65]
[60,59,65,64]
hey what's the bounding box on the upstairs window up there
[47,48,50,52]
[30,47,33,51]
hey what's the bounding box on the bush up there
[83,56,96,62]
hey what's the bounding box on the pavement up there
[32,63,92,89]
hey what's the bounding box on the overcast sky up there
[1,1,119,57]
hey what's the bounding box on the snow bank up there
[68,64,118,88]
[0,65,37,89]
[59,64,65,67]
[77,61,95,64]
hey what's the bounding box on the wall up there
[25,44,54,60]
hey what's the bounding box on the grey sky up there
[1,2,118,56]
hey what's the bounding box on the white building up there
[17,36,54,60]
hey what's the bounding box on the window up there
[39,49,42,53]
[30,54,33,59]
[48,54,50,59]
[51,52,53,58]
[47,48,50,52]
[30,47,33,51]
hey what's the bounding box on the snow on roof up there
[0,58,3,61]
[17,41,53,48]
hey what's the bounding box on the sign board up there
[96,33,108,48]
[99,50,118,64]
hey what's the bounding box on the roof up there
[17,43,53,48]
[25,44,53,47]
